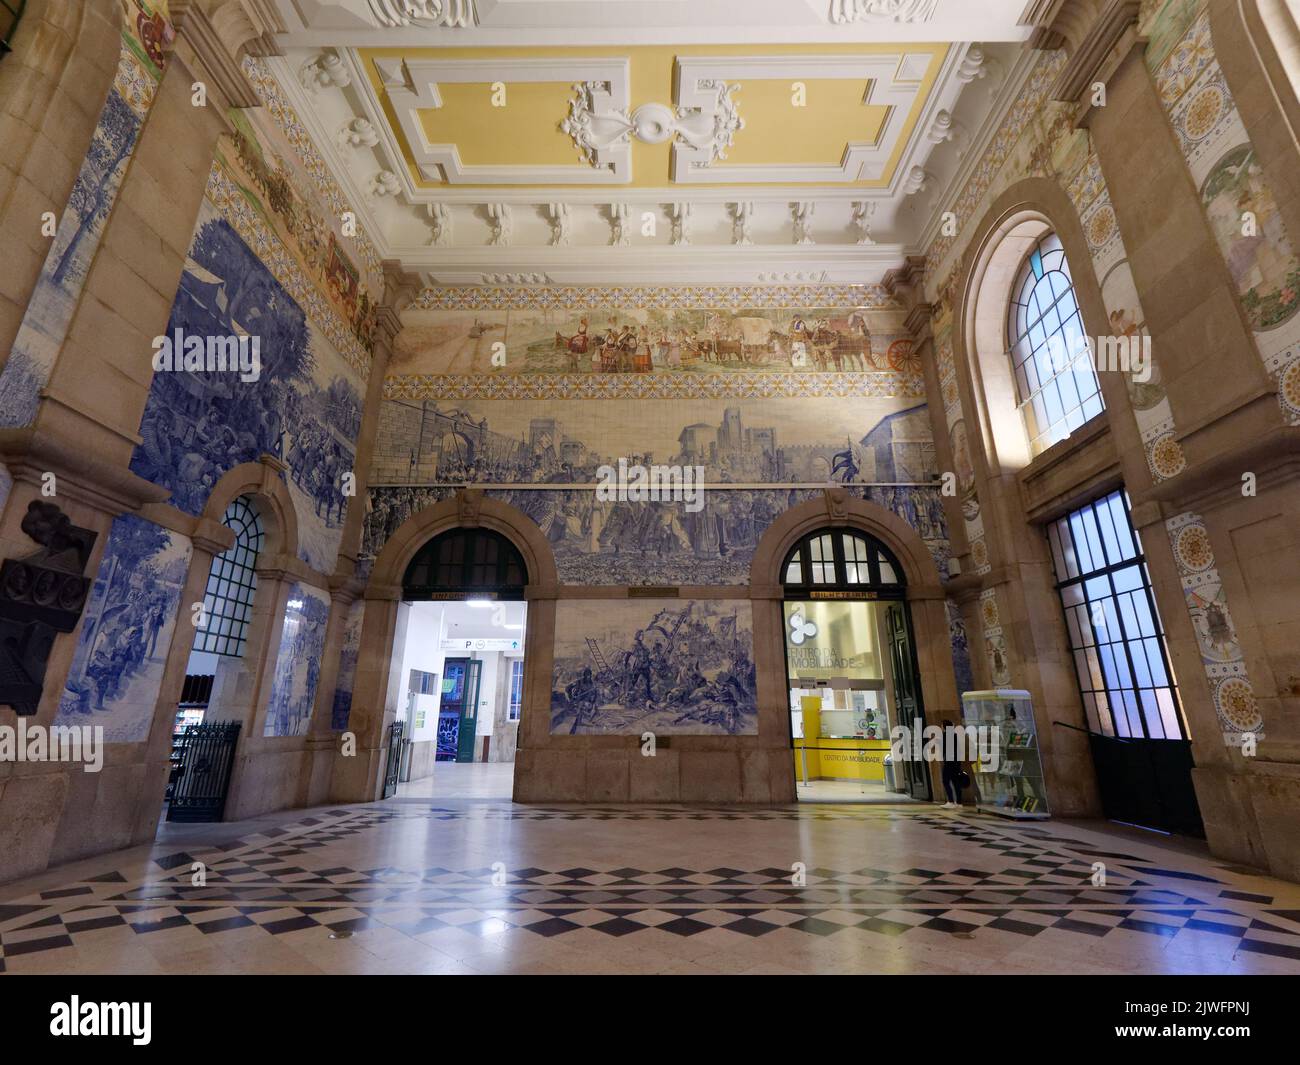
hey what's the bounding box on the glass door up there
[437,658,483,763]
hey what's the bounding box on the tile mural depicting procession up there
[390,304,919,377]
[550,600,757,736]
[364,484,950,587]
[129,198,366,573]
[370,397,937,487]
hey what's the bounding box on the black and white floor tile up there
[1,800,1298,974]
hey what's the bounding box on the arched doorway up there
[781,526,931,803]
[388,525,530,797]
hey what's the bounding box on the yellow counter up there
[793,702,891,781]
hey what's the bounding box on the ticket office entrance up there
[781,528,930,803]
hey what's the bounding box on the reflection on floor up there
[795,779,924,804]
[398,762,515,801]
[2,797,1298,975]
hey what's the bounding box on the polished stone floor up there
[2,766,1298,975]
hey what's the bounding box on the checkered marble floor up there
[1,799,1298,975]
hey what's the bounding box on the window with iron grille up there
[1048,490,1187,740]
[1007,231,1105,455]
[192,496,263,658]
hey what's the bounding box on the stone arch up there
[338,493,559,803]
[367,492,558,596]
[199,460,300,565]
[750,490,944,599]
[957,176,1114,478]
[749,492,957,802]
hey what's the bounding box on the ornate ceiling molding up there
[380,56,633,183]
[560,80,744,174]
[367,0,477,27]
[670,53,930,183]
[829,0,940,23]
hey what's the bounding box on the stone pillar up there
[0,0,121,360]
[1033,0,1300,875]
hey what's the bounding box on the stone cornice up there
[0,429,170,516]
[1049,0,1142,104]
[170,0,285,110]
[1133,424,1300,516]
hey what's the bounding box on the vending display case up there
[960,689,1050,819]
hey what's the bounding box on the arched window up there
[1007,232,1104,455]
[782,528,904,594]
[403,527,527,599]
[193,495,264,658]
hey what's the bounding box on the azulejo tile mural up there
[264,583,332,738]
[392,303,916,379]
[56,515,192,744]
[370,397,936,488]
[129,197,365,574]
[330,600,365,732]
[0,0,173,428]
[218,112,380,357]
[550,599,757,736]
[383,370,925,401]
[364,484,949,588]
[240,56,384,280]
[1164,511,1260,738]
[1148,1,1300,425]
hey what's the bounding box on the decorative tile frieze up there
[411,283,898,312]
[205,163,372,379]
[382,370,926,401]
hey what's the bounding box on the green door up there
[456,659,482,763]
[439,658,484,763]
[885,601,931,801]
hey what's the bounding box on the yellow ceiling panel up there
[718,81,889,167]
[418,82,583,168]
[360,43,948,189]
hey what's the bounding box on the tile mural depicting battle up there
[363,485,949,586]
[370,398,936,487]
[550,600,758,736]
[389,305,920,376]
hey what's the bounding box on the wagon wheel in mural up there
[887,339,920,375]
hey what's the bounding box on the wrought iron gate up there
[383,720,404,799]
[167,721,241,823]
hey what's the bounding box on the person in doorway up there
[939,717,964,809]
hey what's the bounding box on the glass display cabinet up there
[960,689,1050,819]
